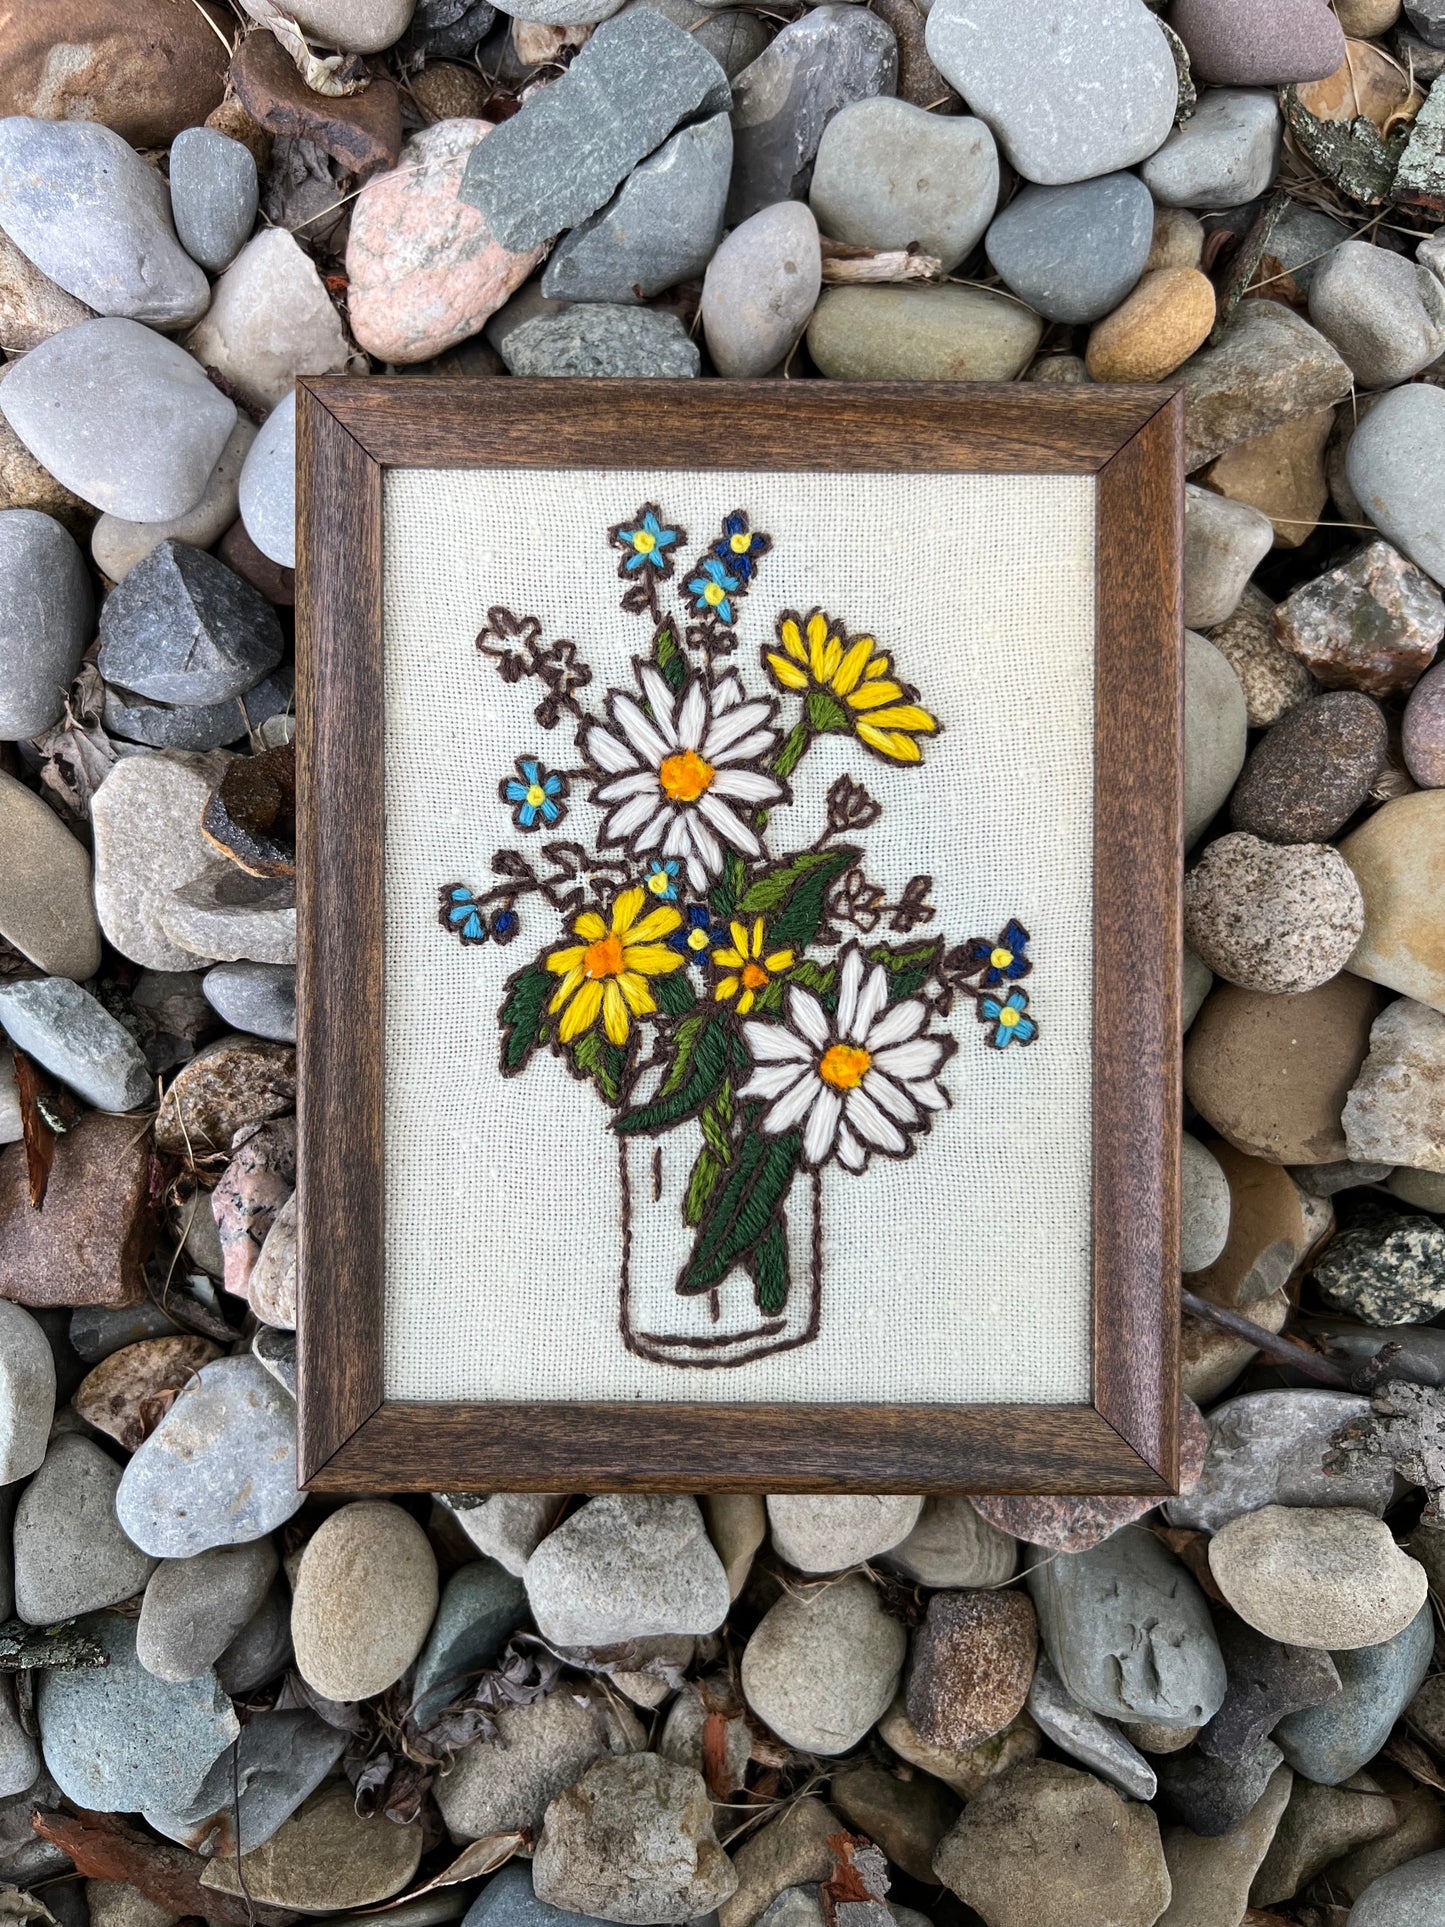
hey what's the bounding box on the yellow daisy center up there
[990,946,1013,969]
[525,783,547,807]
[703,581,726,608]
[1000,1007,1021,1028]
[819,1043,871,1090]
[729,532,751,553]
[659,749,715,802]
[632,530,656,554]
[584,933,626,979]
[741,962,769,991]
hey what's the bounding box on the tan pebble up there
[1340,790,1445,1013]
[1122,1718,1201,1754]
[1085,268,1216,383]
[1200,404,1334,548]
[410,62,491,121]
[290,1500,438,1701]
[1145,204,1205,274]
[1333,0,1401,30]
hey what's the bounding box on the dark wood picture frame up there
[296,378,1183,1497]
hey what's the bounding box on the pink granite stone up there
[345,119,546,365]
[1404,661,1445,788]
[1170,0,1345,85]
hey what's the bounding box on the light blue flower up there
[645,858,682,902]
[978,986,1037,1049]
[686,556,740,624]
[612,506,681,574]
[501,756,567,831]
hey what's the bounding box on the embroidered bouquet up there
[439,503,1038,1321]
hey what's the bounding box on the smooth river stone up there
[0,116,209,326]
[1165,1390,1393,1533]
[91,414,256,584]
[238,391,296,570]
[290,1501,439,1701]
[168,126,258,275]
[0,317,237,522]
[808,282,1040,379]
[0,768,101,980]
[741,1573,907,1755]
[13,1433,155,1623]
[810,98,999,273]
[0,508,92,739]
[0,976,152,1112]
[115,1353,305,1559]
[1346,379,1445,583]
[1274,1602,1433,1784]
[1340,789,1445,1014]
[0,1302,53,1483]
[985,172,1154,323]
[767,1494,922,1574]
[700,200,821,378]
[1208,1505,1429,1650]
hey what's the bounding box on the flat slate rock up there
[0,508,92,741]
[0,975,152,1113]
[1196,1613,1342,1764]
[459,9,730,251]
[145,1708,346,1858]
[103,667,294,754]
[500,304,700,377]
[411,1558,530,1727]
[98,538,283,706]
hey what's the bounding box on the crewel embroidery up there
[438,505,1042,1352]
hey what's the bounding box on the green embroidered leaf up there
[772,718,812,781]
[806,688,850,734]
[498,962,552,1076]
[683,1146,724,1226]
[677,1116,801,1295]
[613,1015,730,1135]
[653,623,687,692]
[655,969,696,1017]
[787,958,838,1007]
[699,1079,733,1163]
[739,845,860,951]
[657,1012,707,1101]
[571,1029,628,1105]
[868,938,943,1003]
[753,975,785,1014]
[749,1218,789,1315]
[710,851,748,921]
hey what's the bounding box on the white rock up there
[1181,1133,1231,1271]
[188,230,354,414]
[91,750,233,971]
[442,1492,565,1576]
[242,0,419,57]
[238,391,296,570]
[741,1572,906,1755]
[1184,484,1275,629]
[524,1495,730,1646]
[766,1494,923,1574]
[0,1301,55,1483]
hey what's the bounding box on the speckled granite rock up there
[1274,541,1445,695]
[1184,832,1364,994]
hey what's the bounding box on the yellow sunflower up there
[546,887,684,1046]
[764,610,939,763]
[712,917,795,1015]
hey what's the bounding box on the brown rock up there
[1208,584,1316,729]
[410,62,493,122]
[1145,205,1205,273]
[1249,1772,1395,1907]
[869,0,960,109]
[0,0,230,148]
[0,231,94,354]
[1199,406,1335,548]
[906,1590,1037,1752]
[1184,974,1383,1164]
[73,1336,222,1450]
[205,94,273,173]
[877,1695,1041,1799]
[831,1759,960,1882]
[0,1111,153,1307]
[1177,299,1352,473]
[154,1035,296,1158]
[1186,1143,1319,1306]
[1086,268,1216,382]
[1274,540,1445,694]
[1327,1765,1445,1901]
[715,1795,837,1927]
[200,1781,421,1909]
[218,519,295,606]
[1340,789,1445,1013]
[229,31,402,178]
[1229,691,1388,844]
[1181,1287,1289,1405]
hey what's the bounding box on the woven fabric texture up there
[381,466,1096,1405]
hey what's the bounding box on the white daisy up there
[584,665,785,891]
[738,943,954,1171]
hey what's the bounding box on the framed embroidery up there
[296,380,1183,1495]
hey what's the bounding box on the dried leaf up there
[355,1832,529,1911]
[12,1048,78,1210]
[31,664,121,819]
[242,3,371,94]
[1383,1730,1445,1792]
[409,1638,561,1755]
[30,1811,297,1927]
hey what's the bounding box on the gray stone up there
[728,8,898,225]
[1347,1848,1445,1926]
[104,666,294,753]
[1315,1216,1445,1324]
[524,1495,730,1645]
[807,281,1040,378]
[741,1571,907,1755]
[435,1684,645,1843]
[159,865,296,967]
[460,10,729,251]
[441,1491,566,1575]
[91,414,257,583]
[811,98,998,273]
[1310,239,1445,390]
[145,1708,347,1858]
[36,1612,238,1815]
[1142,88,1282,208]
[542,114,731,302]
[1347,379,1445,584]
[169,127,259,275]
[1412,0,1445,44]
[923,0,1177,185]
[1179,297,1352,473]
[1166,1391,1394,1534]
[700,199,821,378]
[1026,1656,1157,1801]
[69,1300,187,1364]
[0,1765,67,1882]
[985,172,1154,323]
[658,1676,752,1792]
[115,1353,305,1559]
[250,1196,298,1330]
[98,539,283,706]
[0,117,209,327]
[1268,200,1349,296]
[0,509,92,739]
[1306,1319,1445,1386]
[1184,484,1275,630]
[463,1861,612,1927]
[202,962,297,1043]
[137,1539,279,1683]
[767,1494,922,1575]
[1181,1133,1231,1271]
[238,389,296,570]
[882,1495,1016,1589]
[532,1754,737,1923]
[1185,629,1248,847]
[0,976,152,1112]
[1198,1614,1342,1766]
[411,1558,530,1728]
[0,1680,38,1801]
[252,1325,296,1393]
[1274,1603,1433,1785]
[0,316,237,522]
[0,1301,53,1482]
[215,1582,293,1695]
[1183,832,1365,995]
[13,1433,155,1623]
[1391,1167,1445,1208]
[1156,1738,1286,1837]
[500,302,699,377]
[1026,1529,1228,1728]
[693,11,770,79]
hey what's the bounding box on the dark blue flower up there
[978,986,1037,1049]
[712,510,771,583]
[501,756,567,831]
[668,903,720,966]
[686,557,740,624]
[490,906,521,944]
[964,919,1032,987]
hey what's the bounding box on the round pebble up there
[0,1300,55,1484]
[290,1501,440,1701]
[1085,268,1216,382]
[985,173,1154,325]
[1346,381,1445,584]
[1141,89,1283,210]
[239,391,297,571]
[741,1572,907,1755]
[1208,1505,1428,1650]
[1340,790,1445,1012]
[1171,0,1345,84]
[1183,831,1364,994]
[1185,631,1249,847]
[168,127,258,275]
[767,1494,922,1574]
[701,200,822,379]
[906,1590,1037,1750]
[1229,690,1387,843]
[1181,1133,1231,1271]
[810,98,999,274]
[1405,661,1445,786]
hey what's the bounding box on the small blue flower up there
[668,903,721,966]
[500,755,568,831]
[712,511,771,583]
[645,859,682,903]
[612,506,681,574]
[438,883,488,945]
[490,906,521,944]
[686,557,741,625]
[978,986,1037,1049]
[963,919,1032,988]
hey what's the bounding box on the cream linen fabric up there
[381,466,1095,1405]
